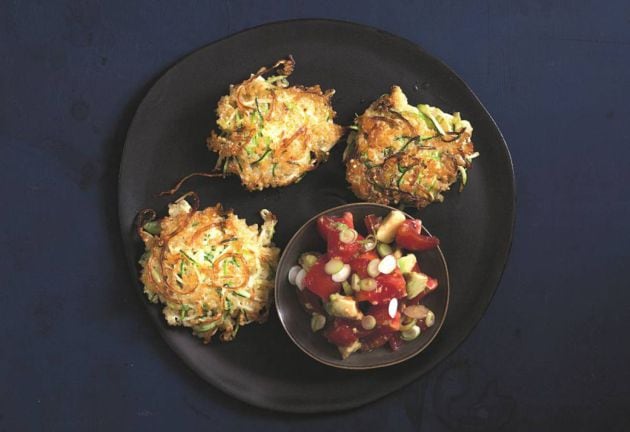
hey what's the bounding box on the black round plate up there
[118,19,515,413]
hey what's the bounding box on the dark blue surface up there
[1,1,629,430]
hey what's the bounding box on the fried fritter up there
[137,194,280,343]
[208,57,344,191]
[344,86,479,208]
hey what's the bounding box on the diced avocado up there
[405,272,428,299]
[397,254,417,274]
[328,293,363,320]
[376,210,406,244]
[338,340,362,359]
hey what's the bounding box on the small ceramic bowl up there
[274,203,450,370]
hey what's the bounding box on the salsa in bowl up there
[275,203,449,370]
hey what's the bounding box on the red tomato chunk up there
[304,255,340,300]
[325,319,358,347]
[395,219,440,251]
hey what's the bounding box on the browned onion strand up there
[247,55,295,84]
[158,172,224,197]
[176,190,200,212]
[135,208,157,239]
[212,253,250,289]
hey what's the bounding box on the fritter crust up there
[138,196,280,343]
[344,86,478,208]
[208,57,344,191]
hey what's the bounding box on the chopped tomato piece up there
[418,318,430,331]
[327,230,364,261]
[367,303,401,331]
[316,212,354,240]
[360,330,392,351]
[388,334,404,351]
[364,214,382,235]
[350,325,373,339]
[377,269,407,297]
[325,319,358,347]
[395,219,440,251]
[355,269,406,304]
[304,255,340,300]
[317,213,363,261]
[349,250,379,279]
[296,287,324,315]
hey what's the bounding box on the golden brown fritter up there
[207,57,344,191]
[344,86,479,208]
[137,194,280,343]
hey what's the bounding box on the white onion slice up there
[288,265,302,285]
[378,255,396,274]
[388,298,398,319]
[295,268,307,291]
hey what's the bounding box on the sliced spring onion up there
[295,268,307,291]
[400,318,417,332]
[351,273,361,292]
[311,313,326,332]
[325,259,344,275]
[334,222,349,231]
[299,253,319,272]
[331,264,351,283]
[339,228,358,244]
[360,278,377,292]
[367,258,381,278]
[424,310,435,327]
[401,325,421,341]
[288,265,302,285]
[361,315,376,330]
[362,235,376,252]
[377,242,393,257]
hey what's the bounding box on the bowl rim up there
[274,202,450,370]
